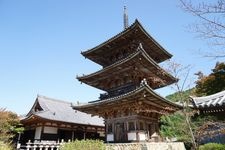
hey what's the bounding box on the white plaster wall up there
[128,132,136,141]
[107,134,114,142]
[98,131,105,137]
[43,127,58,134]
[138,132,146,141]
[34,127,42,140]
[151,132,158,137]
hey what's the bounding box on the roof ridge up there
[78,43,164,79]
[191,90,225,108]
[37,94,72,104]
[138,43,177,83]
[76,80,182,109]
[78,43,176,90]
[135,20,172,58]
[77,45,141,80]
[81,20,138,55]
[191,90,225,101]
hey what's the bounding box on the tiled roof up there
[22,95,104,127]
[77,43,177,90]
[81,19,172,65]
[191,90,225,109]
[73,79,182,110]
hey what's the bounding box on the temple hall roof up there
[73,79,182,116]
[21,95,104,127]
[81,19,172,66]
[77,44,177,91]
[191,90,225,109]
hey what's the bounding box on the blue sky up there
[0,0,222,115]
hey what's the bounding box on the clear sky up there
[0,0,222,115]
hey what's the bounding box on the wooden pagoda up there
[74,19,182,143]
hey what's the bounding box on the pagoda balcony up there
[99,83,137,100]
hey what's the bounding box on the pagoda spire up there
[123,6,129,29]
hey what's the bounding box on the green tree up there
[166,88,195,102]
[195,62,225,96]
[160,112,189,141]
[0,108,23,146]
[162,60,197,149]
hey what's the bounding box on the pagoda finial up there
[123,6,129,29]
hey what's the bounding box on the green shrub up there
[60,139,106,150]
[0,141,13,150]
[198,143,225,150]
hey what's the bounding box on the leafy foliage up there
[60,139,106,150]
[198,143,225,150]
[161,96,225,149]
[163,60,197,149]
[0,141,13,150]
[160,112,223,149]
[195,62,225,96]
[162,62,225,149]
[166,88,195,102]
[160,112,189,140]
[160,111,197,150]
[161,85,225,149]
[0,108,24,145]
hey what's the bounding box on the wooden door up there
[115,123,125,142]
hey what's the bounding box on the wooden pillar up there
[83,127,86,140]
[135,120,138,141]
[72,131,74,141]
[105,123,107,142]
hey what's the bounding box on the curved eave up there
[21,113,104,127]
[135,20,172,59]
[25,96,42,117]
[190,90,225,109]
[81,19,172,65]
[77,44,177,90]
[73,82,182,111]
[21,113,48,124]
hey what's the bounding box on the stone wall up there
[106,142,186,150]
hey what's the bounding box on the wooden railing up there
[100,83,136,100]
[17,140,65,150]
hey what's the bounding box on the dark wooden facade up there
[74,20,182,143]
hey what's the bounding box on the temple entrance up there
[115,123,126,142]
[74,128,84,140]
[58,129,72,142]
[20,129,35,145]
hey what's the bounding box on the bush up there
[60,139,106,150]
[0,108,24,143]
[198,143,225,150]
[0,141,13,150]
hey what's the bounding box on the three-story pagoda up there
[74,19,182,143]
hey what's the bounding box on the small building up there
[20,95,104,145]
[191,90,225,115]
[74,19,182,143]
[191,90,225,144]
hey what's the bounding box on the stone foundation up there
[106,142,186,150]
